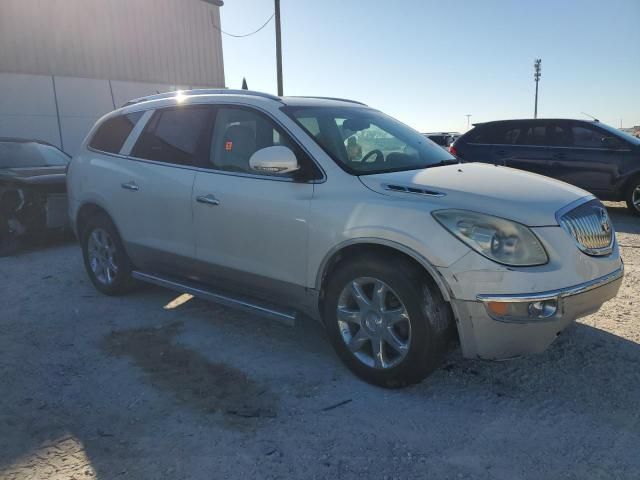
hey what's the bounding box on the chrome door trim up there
[132,271,297,325]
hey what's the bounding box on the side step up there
[132,271,297,326]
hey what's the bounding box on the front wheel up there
[625,179,640,216]
[323,255,452,388]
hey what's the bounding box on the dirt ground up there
[1,202,638,480]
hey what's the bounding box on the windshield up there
[0,141,70,169]
[283,106,456,175]
[597,123,640,146]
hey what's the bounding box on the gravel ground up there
[1,202,638,480]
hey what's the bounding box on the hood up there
[358,162,590,226]
[0,166,66,182]
[0,166,67,192]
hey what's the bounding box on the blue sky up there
[220,0,640,133]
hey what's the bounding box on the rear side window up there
[89,112,143,153]
[131,106,213,166]
[467,124,522,144]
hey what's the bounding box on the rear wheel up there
[81,214,135,295]
[625,178,640,216]
[323,254,452,388]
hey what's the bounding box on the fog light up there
[528,299,557,318]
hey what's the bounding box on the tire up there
[323,254,452,388]
[625,177,640,216]
[80,213,135,295]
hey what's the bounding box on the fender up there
[315,237,454,302]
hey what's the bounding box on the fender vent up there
[383,184,446,197]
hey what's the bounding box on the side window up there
[502,125,524,144]
[548,123,572,147]
[210,108,296,175]
[519,124,547,145]
[131,106,213,166]
[468,124,521,144]
[89,112,143,154]
[467,125,494,143]
[571,125,615,148]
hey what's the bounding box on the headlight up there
[432,209,548,266]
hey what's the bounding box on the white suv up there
[67,90,623,387]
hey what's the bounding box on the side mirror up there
[601,136,622,149]
[249,145,300,175]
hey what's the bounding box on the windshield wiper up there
[427,159,460,168]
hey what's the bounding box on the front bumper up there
[450,265,624,359]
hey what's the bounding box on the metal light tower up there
[274,0,283,96]
[465,114,472,130]
[533,59,542,119]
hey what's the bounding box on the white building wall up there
[0,73,61,147]
[0,0,225,155]
[0,73,202,155]
[0,0,225,87]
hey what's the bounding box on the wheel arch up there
[622,171,640,196]
[316,239,454,310]
[75,202,117,239]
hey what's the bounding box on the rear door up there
[123,104,215,273]
[84,111,146,244]
[500,121,553,176]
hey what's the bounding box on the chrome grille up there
[559,199,614,256]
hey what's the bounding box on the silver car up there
[67,90,623,388]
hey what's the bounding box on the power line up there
[210,12,275,38]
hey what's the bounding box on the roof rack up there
[122,89,281,107]
[291,96,367,106]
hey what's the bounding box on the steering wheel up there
[360,149,384,165]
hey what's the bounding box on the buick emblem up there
[597,207,611,234]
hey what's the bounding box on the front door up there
[192,106,317,306]
[547,121,623,196]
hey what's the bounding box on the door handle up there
[196,194,221,206]
[552,152,567,159]
[121,181,139,191]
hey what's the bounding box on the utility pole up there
[465,114,472,130]
[533,59,542,119]
[275,0,283,96]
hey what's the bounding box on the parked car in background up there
[450,119,640,215]
[423,132,460,149]
[68,90,623,388]
[0,138,70,256]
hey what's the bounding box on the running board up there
[132,271,297,326]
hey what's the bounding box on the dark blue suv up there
[451,119,640,215]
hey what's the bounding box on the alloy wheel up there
[336,277,411,369]
[87,228,118,285]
